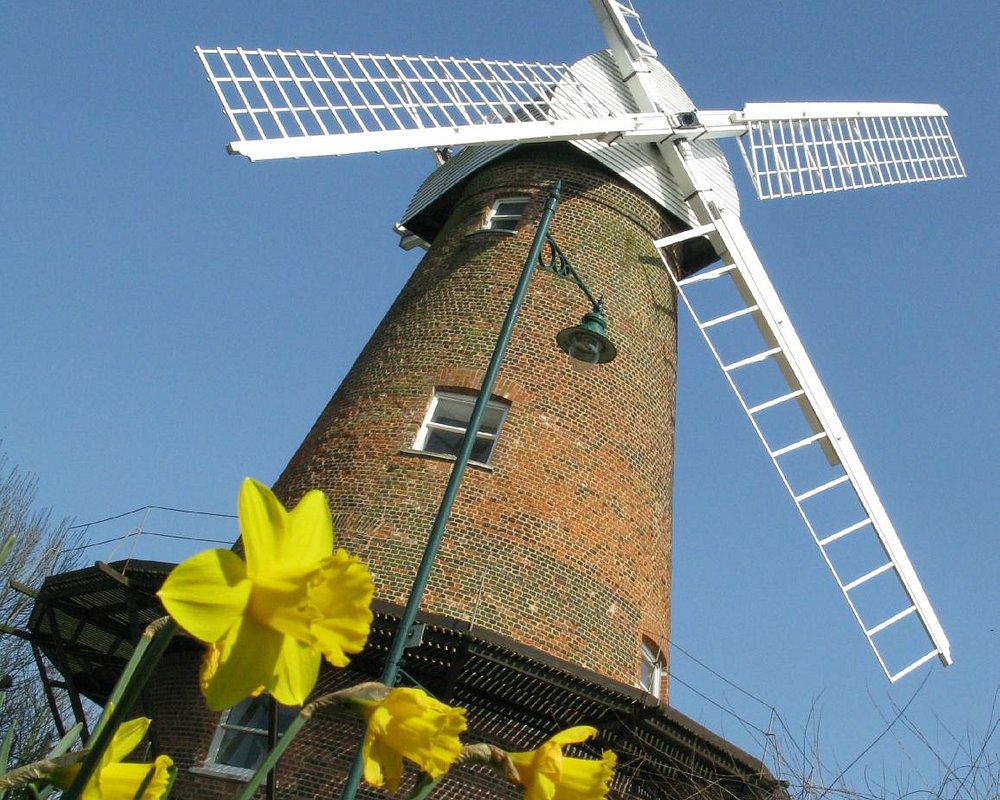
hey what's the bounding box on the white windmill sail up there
[195,46,963,201]
[735,102,965,199]
[194,46,656,160]
[589,0,953,680]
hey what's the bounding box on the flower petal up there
[240,479,333,579]
[251,550,373,668]
[157,549,250,643]
[549,726,597,746]
[362,727,386,788]
[360,688,465,783]
[239,478,291,579]
[202,615,284,711]
[287,488,335,563]
[105,717,150,764]
[269,633,321,707]
[98,756,174,800]
[509,728,614,800]
[530,772,558,800]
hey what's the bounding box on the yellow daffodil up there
[51,717,173,800]
[157,477,374,710]
[508,726,616,800]
[359,687,467,792]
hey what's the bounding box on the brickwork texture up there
[274,144,682,689]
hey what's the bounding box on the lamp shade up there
[555,307,617,366]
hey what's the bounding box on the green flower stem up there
[46,723,85,759]
[88,617,172,744]
[232,712,309,800]
[62,617,177,799]
[403,774,443,800]
[233,684,386,800]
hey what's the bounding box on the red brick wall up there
[274,144,681,692]
[148,657,527,799]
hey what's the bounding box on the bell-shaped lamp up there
[556,305,617,370]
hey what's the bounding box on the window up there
[202,695,298,778]
[484,197,529,232]
[413,391,509,465]
[639,641,664,700]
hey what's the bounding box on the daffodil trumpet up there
[348,686,468,793]
[508,726,616,800]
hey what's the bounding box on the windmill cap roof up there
[398,50,739,243]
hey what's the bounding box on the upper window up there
[413,391,509,465]
[203,695,298,778]
[484,197,529,232]
[639,641,665,700]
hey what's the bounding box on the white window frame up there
[639,641,664,700]
[483,196,529,232]
[412,390,509,466]
[197,695,297,780]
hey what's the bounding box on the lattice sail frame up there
[735,103,965,199]
[195,47,631,160]
[196,47,965,206]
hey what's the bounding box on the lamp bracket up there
[538,234,600,309]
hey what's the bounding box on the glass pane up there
[639,658,656,691]
[490,217,519,232]
[217,730,268,770]
[495,199,528,216]
[425,429,496,463]
[425,428,464,457]
[433,396,473,429]
[471,437,494,464]
[276,704,299,733]
[227,696,269,729]
[477,404,504,435]
[432,395,504,435]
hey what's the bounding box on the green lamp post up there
[338,179,615,800]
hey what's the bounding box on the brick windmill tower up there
[24,2,963,799]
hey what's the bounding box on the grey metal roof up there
[399,50,739,235]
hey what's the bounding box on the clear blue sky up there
[3,2,998,794]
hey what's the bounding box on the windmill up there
[194,1,962,685]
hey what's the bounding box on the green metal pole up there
[337,181,562,800]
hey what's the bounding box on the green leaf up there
[402,773,445,800]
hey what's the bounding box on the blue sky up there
[3,2,998,793]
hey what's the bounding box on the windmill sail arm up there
[730,101,965,199]
[196,45,747,161]
[736,101,949,121]
[587,0,658,63]
[225,114,688,161]
[718,212,951,672]
[657,207,952,680]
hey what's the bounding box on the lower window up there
[203,695,298,778]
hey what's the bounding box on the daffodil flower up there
[157,477,374,710]
[508,726,616,800]
[358,687,467,792]
[51,717,173,800]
